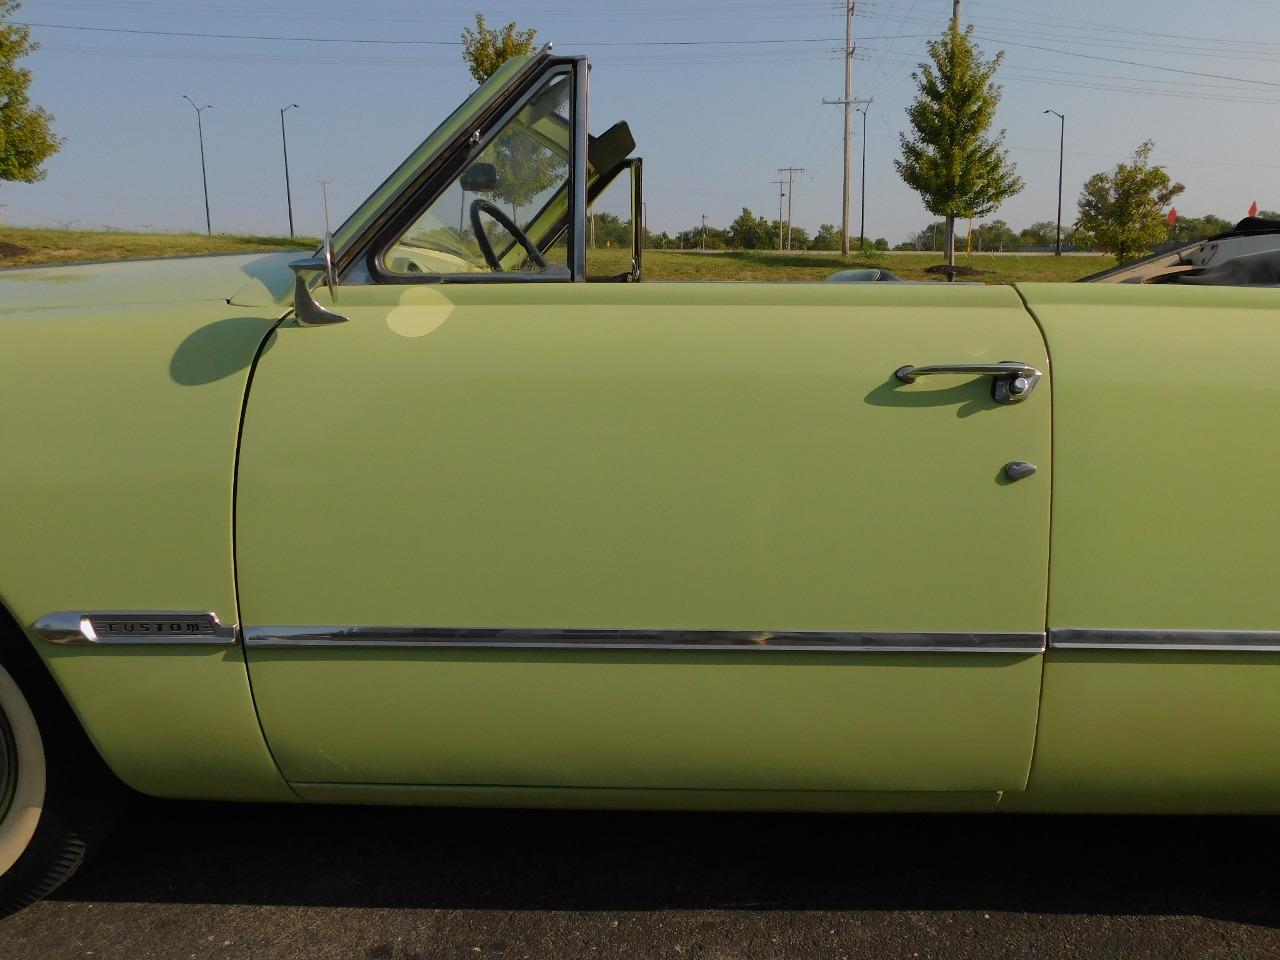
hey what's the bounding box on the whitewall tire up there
[0,661,46,875]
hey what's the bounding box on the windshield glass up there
[384,73,572,277]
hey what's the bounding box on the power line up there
[971,33,1280,90]
[17,20,860,46]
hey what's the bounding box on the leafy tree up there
[589,211,632,248]
[784,224,811,249]
[674,223,727,249]
[970,219,1017,251]
[460,13,537,84]
[644,229,673,249]
[809,223,843,250]
[727,208,772,250]
[459,19,561,225]
[0,1,61,186]
[1259,210,1280,221]
[1169,213,1233,244]
[1017,221,1065,249]
[1074,141,1185,263]
[896,24,1023,266]
[849,234,891,252]
[895,220,950,251]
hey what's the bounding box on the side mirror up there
[288,232,349,326]
[460,162,497,193]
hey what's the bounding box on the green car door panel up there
[1011,282,1280,812]
[0,263,295,801]
[236,281,1052,792]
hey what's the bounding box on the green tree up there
[785,224,811,249]
[1169,213,1233,244]
[459,18,560,225]
[1017,221,1063,249]
[895,220,949,251]
[896,24,1023,266]
[809,223,843,250]
[970,219,1016,251]
[460,13,537,85]
[674,223,727,249]
[589,211,632,248]
[727,208,771,250]
[0,1,61,186]
[1074,141,1185,263]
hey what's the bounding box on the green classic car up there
[3,48,1280,914]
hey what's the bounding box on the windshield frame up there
[357,56,589,285]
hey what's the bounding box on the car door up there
[235,277,1052,796]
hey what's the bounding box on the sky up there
[4,0,1280,245]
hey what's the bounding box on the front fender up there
[0,292,292,801]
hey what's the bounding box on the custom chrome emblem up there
[87,614,219,639]
[32,611,237,645]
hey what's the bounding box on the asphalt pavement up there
[2,798,1278,959]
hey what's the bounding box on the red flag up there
[1167,207,1178,225]
[1250,200,1260,217]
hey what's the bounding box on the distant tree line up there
[644,208,889,252]
[892,208,1265,255]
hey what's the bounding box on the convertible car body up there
[3,48,1280,911]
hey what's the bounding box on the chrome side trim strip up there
[33,611,237,645]
[244,626,1045,654]
[1050,628,1280,652]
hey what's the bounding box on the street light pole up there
[182,95,212,235]
[280,104,300,238]
[1044,109,1065,256]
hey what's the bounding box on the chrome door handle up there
[894,361,1042,405]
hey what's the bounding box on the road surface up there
[2,799,1276,959]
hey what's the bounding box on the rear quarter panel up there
[1010,282,1280,812]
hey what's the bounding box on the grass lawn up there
[638,249,1111,283]
[0,226,1113,283]
[0,227,314,267]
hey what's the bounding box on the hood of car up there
[0,250,301,312]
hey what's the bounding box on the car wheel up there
[0,655,117,917]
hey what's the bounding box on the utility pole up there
[777,167,805,250]
[856,104,871,251]
[182,95,212,235]
[280,104,300,238]
[1044,110,1065,256]
[953,0,961,25]
[770,179,787,252]
[823,2,872,258]
[701,213,707,251]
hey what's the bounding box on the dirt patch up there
[925,264,981,277]
[0,241,31,261]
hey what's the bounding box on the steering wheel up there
[469,198,548,272]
